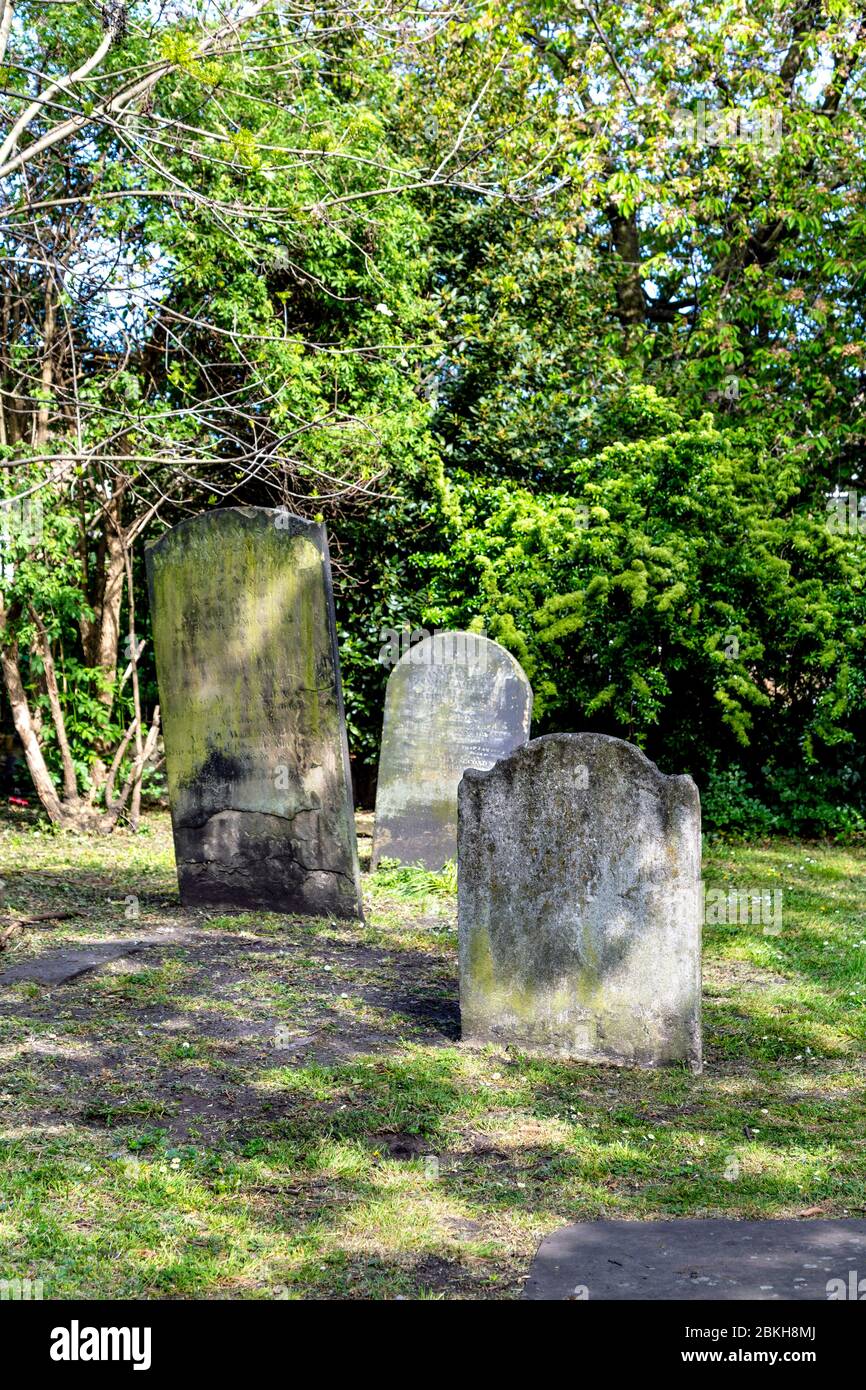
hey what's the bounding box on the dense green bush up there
[375,388,866,836]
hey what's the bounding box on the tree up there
[0,0,552,825]
[363,0,866,828]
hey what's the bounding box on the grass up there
[0,810,864,1299]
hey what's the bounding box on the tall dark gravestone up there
[372,631,532,870]
[146,508,362,918]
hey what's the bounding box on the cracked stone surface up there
[523,1219,866,1300]
[146,508,362,918]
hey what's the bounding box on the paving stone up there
[522,1219,866,1300]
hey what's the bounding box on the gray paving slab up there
[0,932,186,986]
[523,1219,866,1300]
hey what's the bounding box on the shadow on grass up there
[0,837,864,1297]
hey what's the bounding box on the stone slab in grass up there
[523,1219,866,1300]
[0,934,184,986]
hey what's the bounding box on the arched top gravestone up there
[458,733,702,1070]
[146,507,362,918]
[372,631,532,871]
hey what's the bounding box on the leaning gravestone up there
[458,732,702,1069]
[146,508,362,918]
[372,632,532,870]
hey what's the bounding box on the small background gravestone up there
[372,631,532,870]
[146,507,362,918]
[458,732,701,1069]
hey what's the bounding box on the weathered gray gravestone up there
[458,732,701,1069]
[371,631,532,870]
[146,507,362,918]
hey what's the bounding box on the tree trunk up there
[81,486,127,796]
[0,594,67,824]
[29,604,79,802]
[123,544,144,830]
[34,281,56,447]
[607,205,646,332]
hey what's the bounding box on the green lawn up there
[0,811,864,1300]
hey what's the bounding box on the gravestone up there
[146,507,362,918]
[372,631,532,870]
[458,732,701,1069]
